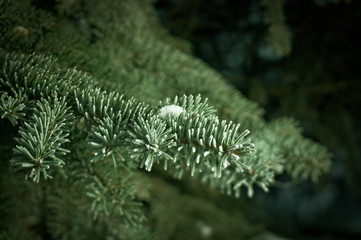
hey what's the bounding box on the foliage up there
[156,0,361,238]
[0,0,332,239]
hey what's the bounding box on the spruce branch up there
[45,170,152,239]
[200,137,284,197]
[74,86,148,124]
[0,52,96,101]
[167,110,256,178]
[0,51,59,98]
[10,97,73,182]
[268,118,332,182]
[128,115,177,172]
[0,51,330,194]
[69,152,146,226]
[0,0,337,238]
[125,95,269,196]
[285,137,332,182]
[87,116,126,166]
[0,90,27,125]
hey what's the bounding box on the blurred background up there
[154,0,361,239]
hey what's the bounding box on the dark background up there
[155,0,361,239]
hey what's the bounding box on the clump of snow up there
[158,105,184,119]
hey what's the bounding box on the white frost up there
[158,105,184,119]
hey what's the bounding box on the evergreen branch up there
[57,68,98,96]
[167,111,255,178]
[128,95,257,191]
[0,52,58,98]
[45,173,153,239]
[284,137,332,182]
[74,87,148,122]
[10,97,73,182]
[0,0,336,238]
[87,116,126,166]
[0,50,330,195]
[70,154,146,226]
[128,115,177,172]
[268,118,332,182]
[0,52,96,101]
[199,137,284,197]
[0,90,27,126]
